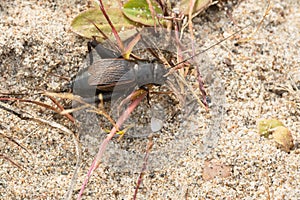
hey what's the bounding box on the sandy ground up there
[0,0,300,199]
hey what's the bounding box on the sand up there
[0,0,299,199]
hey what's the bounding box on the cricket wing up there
[88,59,136,86]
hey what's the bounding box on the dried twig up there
[0,153,26,172]
[0,131,31,155]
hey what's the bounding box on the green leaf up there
[71,8,136,40]
[123,0,165,26]
[257,118,284,137]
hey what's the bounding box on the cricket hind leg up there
[87,37,120,65]
[72,38,122,103]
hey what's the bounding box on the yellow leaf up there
[272,126,294,152]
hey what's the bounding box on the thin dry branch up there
[0,153,26,172]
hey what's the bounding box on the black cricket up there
[73,37,170,102]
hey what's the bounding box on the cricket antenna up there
[175,23,252,66]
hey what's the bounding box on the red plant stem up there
[187,0,209,107]
[0,97,59,112]
[133,139,153,200]
[98,0,124,51]
[47,95,75,123]
[188,0,196,55]
[0,96,75,123]
[77,92,147,199]
[146,0,157,30]
[173,13,184,76]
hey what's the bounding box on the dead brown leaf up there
[202,159,232,181]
